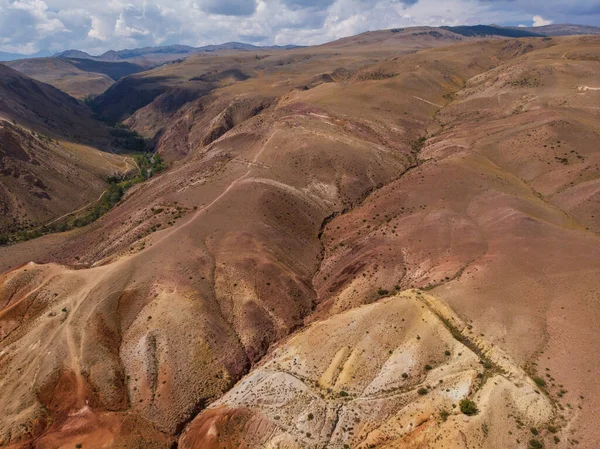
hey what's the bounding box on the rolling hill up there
[0,64,132,236]
[0,28,599,449]
[4,57,145,99]
[3,42,302,99]
[3,58,114,98]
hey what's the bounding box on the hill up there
[0,65,133,234]
[57,42,303,62]
[4,57,145,99]
[91,26,474,127]
[514,23,600,36]
[5,42,301,99]
[0,49,52,62]
[441,24,543,37]
[0,64,110,141]
[4,58,114,98]
[0,31,599,449]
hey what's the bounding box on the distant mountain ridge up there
[3,23,600,100]
[0,49,52,62]
[511,23,600,36]
[440,25,542,38]
[54,42,303,62]
[3,24,599,63]
[442,23,600,38]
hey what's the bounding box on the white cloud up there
[532,14,553,27]
[88,15,108,41]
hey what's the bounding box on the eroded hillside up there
[0,65,135,241]
[0,31,599,449]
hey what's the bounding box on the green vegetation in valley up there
[0,153,166,246]
[110,124,147,152]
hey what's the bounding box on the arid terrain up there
[0,64,134,237]
[0,26,599,449]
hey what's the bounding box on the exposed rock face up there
[181,291,553,449]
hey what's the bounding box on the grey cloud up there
[198,0,257,16]
[0,9,38,45]
[238,33,269,42]
[282,0,416,11]
[0,0,67,52]
[281,0,336,11]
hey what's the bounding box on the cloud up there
[198,0,257,16]
[0,0,69,52]
[0,0,597,55]
[282,0,335,11]
[532,14,553,26]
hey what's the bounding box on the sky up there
[0,0,599,55]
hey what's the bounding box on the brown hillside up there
[0,33,599,449]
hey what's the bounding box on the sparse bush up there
[411,136,427,152]
[459,398,478,416]
[529,439,543,449]
[482,423,489,437]
[417,387,428,395]
[533,375,547,387]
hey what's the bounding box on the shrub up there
[417,387,428,395]
[529,439,543,449]
[459,398,478,416]
[110,124,146,151]
[532,376,546,387]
